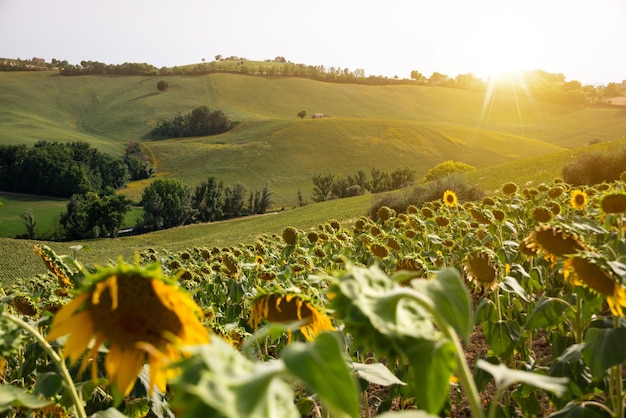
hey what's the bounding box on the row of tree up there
[56,177,272,240]
[152,106,235,139]
[0,141,154,198]
[311,167,417,202]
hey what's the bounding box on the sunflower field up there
[2,176,626,417]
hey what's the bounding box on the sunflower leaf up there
[352,362,406,386]
[582,327,626,380]
[281,332,360,418]
[525,297,573,330]
[477,360,568,396]
[0,384,53,413]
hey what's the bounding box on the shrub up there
[562,145,626,185]
[369,175,483,219]
[422,160,475,182]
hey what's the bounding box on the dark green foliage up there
[60,190,132,239]
[20,209,37,239]
[124,141,154,181]
[152,105,235,139]
[248,185,273,215]
[297,110,307,119]
[222,183,247,218]
[562,145,626,185]
[0,141,127,198]
[140,179,195,230]
[312,167,416,202]
[369,175,484,219]
[156,80,169,92]
[193,177,225,222]
[59,61,158,76]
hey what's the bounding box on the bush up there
[369,175,483,220]
[562,145,626,185]
[422,160,475,182]
[152,106,235,139]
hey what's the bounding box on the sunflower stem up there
[1,312,86,418]
[613,315,624,418]
[404,291,486,418]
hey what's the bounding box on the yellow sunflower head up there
[601,192,626,214]
[564,253,626,317]
[443,190,458,208]
[464,249,500,291]
[46,261,210,396]
[570,190,588,210]
[524,225,586,264]
[248,292,334,342]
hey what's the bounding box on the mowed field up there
[1,70,626,280]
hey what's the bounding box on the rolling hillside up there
[2,71,625,205]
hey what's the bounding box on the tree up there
[60,191,131,240]
[157,80,169,92]
[368,168,392,193]
[193,176,224,222]
[297,110,307,119]
[312,174,335,202]
[248,185,273,214]
[223,183,248,218]
[20,208,37,239]
[410,70,425,83]
[390,167,417,189]
[141,179,195,230]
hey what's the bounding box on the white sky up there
[1,0,625,84]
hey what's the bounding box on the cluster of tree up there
[140,177,272,231]
[0,141,155,198]
[0,57,66,71]
[152,105,235,139]
[59,189,132,240]
[312,167,417,202]
[59,61,158,76]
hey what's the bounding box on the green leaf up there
[476,360,568,396]
[411,267,472,341]
[525,297,573,330]
[500,276,529,302]
[33,372,63,398]
[546,401,607,417]
[170,338,299,418]
[282,332,360,418]
[88,408,128,418]
[582,327,626,380]
[475,298,498,323]
[352,362,406,386]
[404,339,457,414]
[0,384,53,413]
[123,398,150,418]
[483,320,521,357]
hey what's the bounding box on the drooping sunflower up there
[443,190,458,208]
[502,182,518,196]
[524,225,586,264]
[564,253,626,317]
[248,292,334,341]
[600,192,626,214]
[46,261,210,396]
[570,189,588,210]
[464,249,500,291]
[282,226,299,246]
[532,206,553,223]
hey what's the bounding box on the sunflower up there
[443,190,458,208]
[502,182,518,196]
[13,295,38,317]
[532,206,553,223]
[601,192,626,214]
[248,293,334,341]
[524,225,586,264]
[377,206,395,222]
[369,243,389,258]
[282,227,299,246]
[464,249,500,291]
[570,190,588,210]
[564,253,626,317]
[254,255,264,266]
[46,261,210,396]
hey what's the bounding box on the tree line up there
[0,141,154,198]
[53,177,272,240]
[310,167,417,202]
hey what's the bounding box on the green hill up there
[2,71,626,205]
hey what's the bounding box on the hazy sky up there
[1,0,625,84]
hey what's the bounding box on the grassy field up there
[2,71,626,282]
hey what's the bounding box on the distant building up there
[311,113,331,119]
